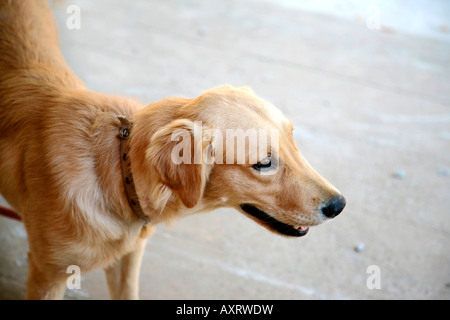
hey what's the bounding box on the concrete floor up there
[1,0,449,299]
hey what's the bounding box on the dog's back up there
[0,0,86,211]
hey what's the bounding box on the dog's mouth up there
[240,204,309,237]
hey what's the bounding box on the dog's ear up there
[146,119,211,208]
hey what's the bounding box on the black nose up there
[321,195,346,218]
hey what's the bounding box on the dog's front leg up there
[26,253,67,300]
[104,237,147,300]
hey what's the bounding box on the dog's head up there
[134,85,345,237]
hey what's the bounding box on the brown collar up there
[117,116,150,225]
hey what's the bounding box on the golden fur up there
[0,0,344,299]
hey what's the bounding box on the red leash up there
[0,205,22,222]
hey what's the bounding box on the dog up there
[0,0,345,299]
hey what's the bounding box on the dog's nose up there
[321,195,346,218]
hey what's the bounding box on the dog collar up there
[117,116,150,225]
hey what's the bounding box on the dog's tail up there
[0,0,84,88]
[0,0,61,69]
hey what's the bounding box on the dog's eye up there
[253,157,272,171]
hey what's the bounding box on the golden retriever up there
[0,0,345,299]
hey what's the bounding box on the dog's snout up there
[321,195,346,219]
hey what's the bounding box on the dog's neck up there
[117,115,150,225]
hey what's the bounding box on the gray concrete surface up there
[1,0,449,299]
